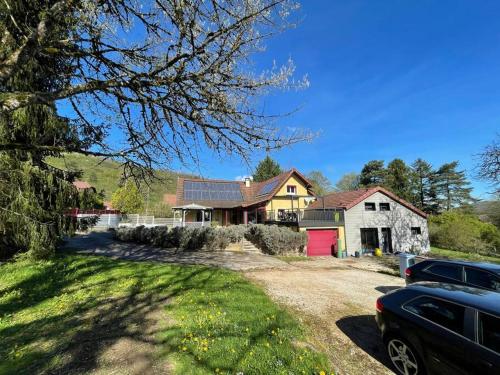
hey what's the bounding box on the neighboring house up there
[174,169,321,226]
[73,180,96,192]
[306,186,430,256]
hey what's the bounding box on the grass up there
[0,254,331,374]
[46,153,191,206]
[429,246,500,264]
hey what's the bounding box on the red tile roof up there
[73,180,93,190]
[175,169,314,209]
[307,186,427,218]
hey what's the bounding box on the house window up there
[411,227,422,235]
[286,185,297,195]
[379,203,390,211]
[364,202,376,211]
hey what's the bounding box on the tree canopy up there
[306,171,333,196]
[477,136,500,194]
[253,156,282,182]
[334,172,360,192]
[111,181,144,214]
[1,0,309,178]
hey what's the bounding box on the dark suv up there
[376,282,500,375]
[405,259,500,292]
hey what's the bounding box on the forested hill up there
[47,153,187,206]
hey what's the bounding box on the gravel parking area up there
[245,257,406,375]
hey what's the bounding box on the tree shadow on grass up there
[0,254,220,374]
[1,253,328,374]
[336,315,393,371]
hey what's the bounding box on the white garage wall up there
[344,191,430,255]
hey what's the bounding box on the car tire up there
[385,336,426,375]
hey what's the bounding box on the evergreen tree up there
[307,171,333,196]
[385,159,412,200]
[334,173,360,192]
[411,158,432,209]
[253,156,282,182]
[0,1,83,259]
[435,161,475,211]
[359,160,386,187]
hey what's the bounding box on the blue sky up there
[188,0,500,199]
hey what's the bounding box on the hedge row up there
[112,224,306,254]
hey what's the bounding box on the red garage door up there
[307,229,337,256]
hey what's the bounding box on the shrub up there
[429,211,500,255]
[113,223,307,255]
[245,224,306,255]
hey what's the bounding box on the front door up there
[381,228,393,253]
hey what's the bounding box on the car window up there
[404,296,465,335]
[426,264,462,281]
[479,312,500,354]
[465,268,500,291]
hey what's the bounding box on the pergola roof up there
[172,203,213,210]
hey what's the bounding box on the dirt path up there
[245,260,405,375]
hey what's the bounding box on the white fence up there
[120,215,183,228]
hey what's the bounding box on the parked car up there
[405,259,500,292]
[376,282,500,375]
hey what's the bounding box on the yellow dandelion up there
[319,372,326,375]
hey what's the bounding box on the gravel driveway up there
[245,258,405,375]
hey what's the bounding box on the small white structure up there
[172,203,213,227]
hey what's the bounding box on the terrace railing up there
[265,209,344,226]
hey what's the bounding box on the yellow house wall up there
[265,175,314,211]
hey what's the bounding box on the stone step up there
[241,239,260,253]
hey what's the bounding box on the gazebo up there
[172,203,213,227]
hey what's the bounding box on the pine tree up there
[0,1,83,259]
[385,159,412,200]
[359,160,386,187]
[253,156,282,182]
[410,158,440,213]
[435,161,475,211]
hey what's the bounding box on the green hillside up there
[47,153,186,210]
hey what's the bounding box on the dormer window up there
[287,185,297,195]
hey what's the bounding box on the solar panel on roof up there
[183,181,243,201]
[257,179,279,196]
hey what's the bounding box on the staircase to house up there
[242,239,260,253]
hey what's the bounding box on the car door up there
[462,311,500,375]
[422,263,464,285]
[464,267,500,291]
[403,296,468,375]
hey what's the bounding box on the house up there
[173,169,319,226]
[73,180,95,192]
[173,171,429,257]
[305,186,430,256]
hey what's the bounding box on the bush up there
[245,224,307,255]
[429,211,500,255]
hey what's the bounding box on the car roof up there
[419,258,500,275]
[405,282,500,316]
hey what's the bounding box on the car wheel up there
[386,337,425,375]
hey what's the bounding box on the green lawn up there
[0,254,331,374]
[430,246,500,264]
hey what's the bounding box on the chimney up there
[244,177,251,187]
